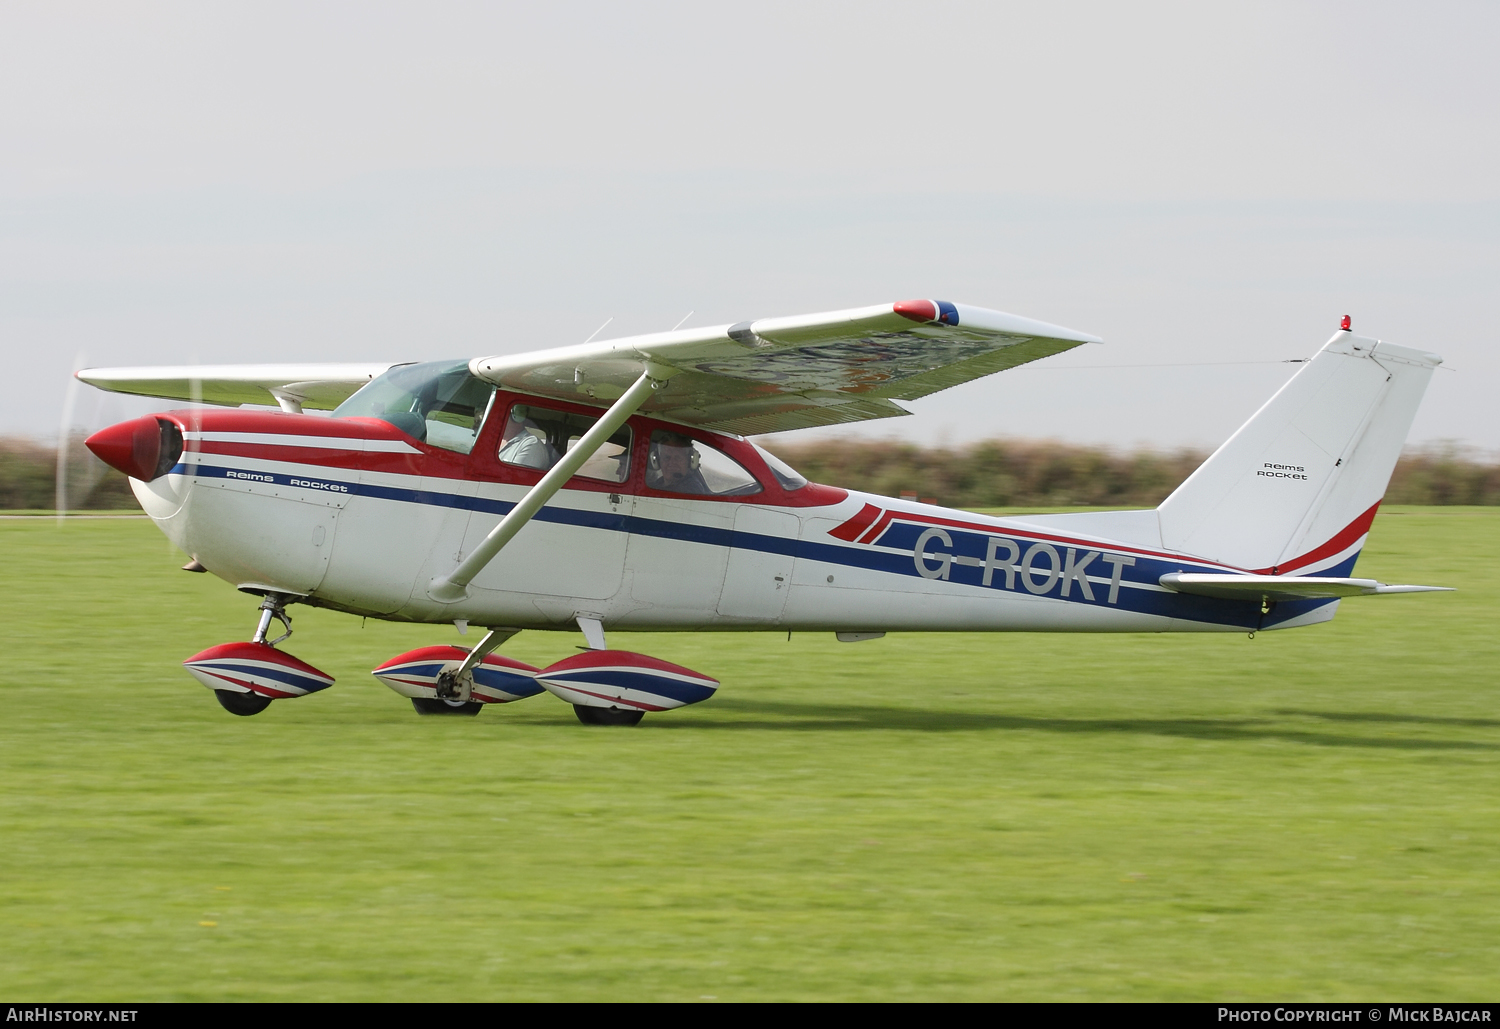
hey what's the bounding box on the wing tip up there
[895,299,1102,344]
[893,299,959,326]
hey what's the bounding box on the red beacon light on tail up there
[1340,315,1352,331]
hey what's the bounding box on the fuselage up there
[131,396,1341,636]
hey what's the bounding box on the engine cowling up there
[536,651,718,712]
[183,642,335,698]
[372,646,544,703]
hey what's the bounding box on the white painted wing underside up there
[74,363,398,411]
[471,301,1100,434]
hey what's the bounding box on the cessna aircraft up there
[79,300,1449,724]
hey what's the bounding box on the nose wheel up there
[215,690,273,717]
[573,704,645,726]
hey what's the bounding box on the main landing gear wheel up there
[574,705,645,727]
[411,698,483,716]
[215,690,272,717]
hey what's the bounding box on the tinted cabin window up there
[498,403,631,483]
[332,360,496,455]
[645,430,763,497]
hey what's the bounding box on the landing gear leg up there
[251,593,294,646]
[415,627,518,717]
[214,593,291,717]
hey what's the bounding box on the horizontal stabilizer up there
[1160,572,1452,602]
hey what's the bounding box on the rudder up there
[1157,328,1441,573]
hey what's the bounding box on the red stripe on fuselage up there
[165,407,847,506]
[828,503,881,542]
[858,509,897,544]
[852,499,1383,577]
[1255,500,1381,575]
[858,507,1247,572]
[191,440,437,478]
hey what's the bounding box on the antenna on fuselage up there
[670,311,694,331]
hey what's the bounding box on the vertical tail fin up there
[1157,329,1441,573]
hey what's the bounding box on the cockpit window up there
[646,431,763,497]
[498,403,631,483]
[333,360,496,454]
[752,444,808,491]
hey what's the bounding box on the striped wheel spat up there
[371,646,543,703]
[536,651,718,711]
[183,642,335,698]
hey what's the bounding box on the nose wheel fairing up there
[183,593,336,714]
[183,641,335,699]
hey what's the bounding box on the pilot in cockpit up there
[647,431,713,495]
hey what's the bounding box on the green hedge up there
[762,438,1500,508]
[0,438,139,510]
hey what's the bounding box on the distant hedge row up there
[0,437,138,510]
[761,438,1500,509]
[4,435,1497,511]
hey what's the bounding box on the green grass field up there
[1,509,1496,1001]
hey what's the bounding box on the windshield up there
[752,444,808,490]
[333,360,496,454]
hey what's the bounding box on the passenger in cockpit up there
[498,408,560,470]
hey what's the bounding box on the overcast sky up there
[3,1,1496,452]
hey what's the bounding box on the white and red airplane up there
[79,300,1449,724]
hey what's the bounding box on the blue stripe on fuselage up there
[176,460,1336,629]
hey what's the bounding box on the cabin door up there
[717,507,799,622]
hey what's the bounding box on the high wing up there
[470,300,1100,435]
[75,363,398,413]
[74,301,1097,434]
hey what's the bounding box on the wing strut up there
[427,366,673,604]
